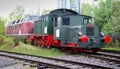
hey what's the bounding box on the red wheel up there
[73,48,78,53]
[92,50,98,53]
[61,47,65,51]
[79,48,83,52]
[91,48,99,53]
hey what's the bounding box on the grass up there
[103,41,120,51]
[102,47,120,51]
[10,42,64,57]
[0,35,14,50]
[27,67,37,69]
[0,35,64,57]
[0,42,64,57]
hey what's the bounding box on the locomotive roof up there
[57,14,92,18]
[50,9,79,15]
[79,14,92,18]
[41,9,92,18]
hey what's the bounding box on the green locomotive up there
[29,9,111,53]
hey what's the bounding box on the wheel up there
[79,48,83,52]
[92,50,98,53]
[73,48,78,53]
[91,48,99,53]
[61,47,65,51]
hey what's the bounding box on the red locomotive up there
[6,15,39,36]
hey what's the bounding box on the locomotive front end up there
[66,16,111,53]
[76,18,111,52]
[79,25,110,46]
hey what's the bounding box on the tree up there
[94,0,113,29]
[81,3,92,16]
[41,9,51,15]
[102,0,120,34]
[0,17,6,35]
[94,0,120,34]
[9,5,24,21]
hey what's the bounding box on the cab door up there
[53,17,61,40]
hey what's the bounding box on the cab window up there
[62,17,70,25]
[83,18,92,24]
[54,18,57,27]
[54,17,61,27]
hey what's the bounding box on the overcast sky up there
[0,0,98,18]
[0,0,57,17]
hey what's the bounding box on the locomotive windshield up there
[54,17,70,27]
[83,18,92,25]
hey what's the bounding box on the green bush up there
[0,35,14,47]
[105,40,120,48]
[0,35,5,46]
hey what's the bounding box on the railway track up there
[103,49,120,54]
[58,51,120,69]
[65,51,120,64]
[82,51,120,63]
[0,51,112,69]
[97,52,120,59]
[74,53,120,65]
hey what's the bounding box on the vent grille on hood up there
[86,27,94,36]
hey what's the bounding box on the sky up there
[0,0,97,18]
[0,0,57,17]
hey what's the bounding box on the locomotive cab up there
[53,15,111,51]
[53,15,83,40]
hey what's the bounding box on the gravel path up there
[0,64,29,69]
[0,56,35,69]
[0,57,16,68]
